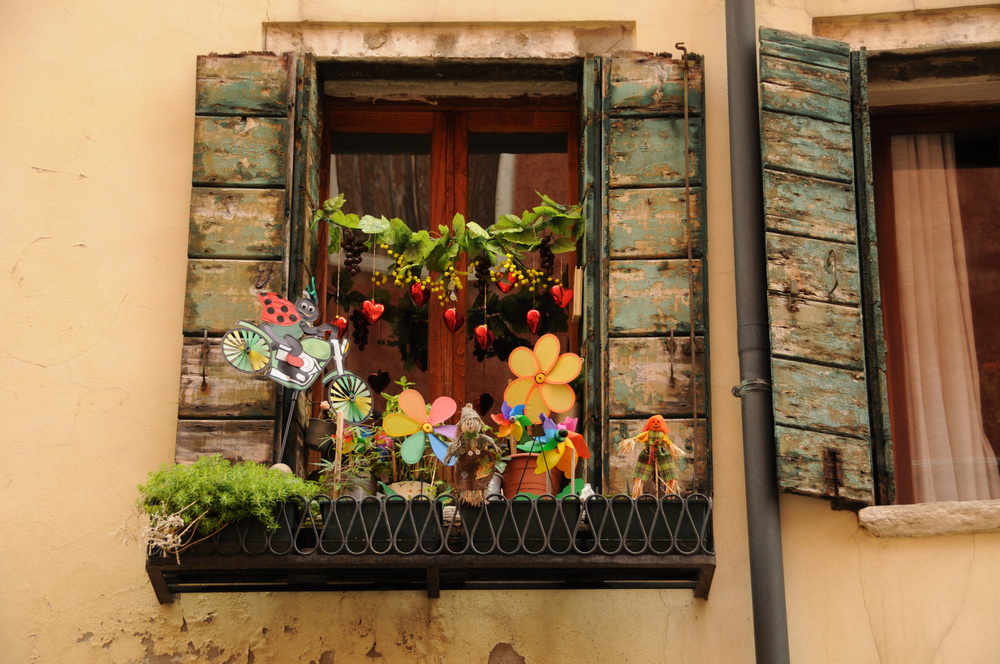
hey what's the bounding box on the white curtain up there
[891,133,1000,502]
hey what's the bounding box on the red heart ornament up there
[526,308,542,335]
[408,282,429,307]
[367,370,391,393]
[550,284,573,309]
[361,299,385,325]
[443,307,464,333]
[474,324,495,350]
[474,392,494,417]
[332,315,349,340]
[496,271,517,294]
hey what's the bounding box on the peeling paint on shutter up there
[589,53,710,496]
[176,53,318,466]
[760,28,889,505]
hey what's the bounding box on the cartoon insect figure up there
[618,415,688,498]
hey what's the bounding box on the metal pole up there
[724,1,791,662]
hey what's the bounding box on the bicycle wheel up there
[221,327,271,373]
[327,372,373,423]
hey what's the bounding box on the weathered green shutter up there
[176,53,320,465]
[584,53,710,495]
[760,28,890,505]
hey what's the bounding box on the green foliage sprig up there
[312,193,584,303]
[137,455,321,536]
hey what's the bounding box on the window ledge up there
[858,499,1000,538]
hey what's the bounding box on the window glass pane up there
[465,132,577,410]
[328,135,432,402]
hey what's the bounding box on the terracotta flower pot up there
[501,453,564,498]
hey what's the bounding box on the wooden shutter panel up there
[177,53,319,465]
[760,28,890,505]
[584,53,710,495]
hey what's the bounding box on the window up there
[872,113,1000,503]
[761,28,1000,507]
[319,98,579,408]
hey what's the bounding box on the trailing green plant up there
[137,455,322,537]
[313,193,584,304]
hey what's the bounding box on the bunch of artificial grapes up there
[474,256,490,293]
[343,234,367,276]
[539,238,556,276]
[349,309,370,350]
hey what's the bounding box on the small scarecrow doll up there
[618,415,688,498]
[445,405,502,505]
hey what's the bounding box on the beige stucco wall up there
[2,0,999,662]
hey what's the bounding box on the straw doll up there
[618,414,688,498]
[445,405,501,505]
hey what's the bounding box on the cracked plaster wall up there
[1,0,999,662]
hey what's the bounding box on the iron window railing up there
[146,494,714,601]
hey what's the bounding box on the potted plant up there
[137,455,321,557]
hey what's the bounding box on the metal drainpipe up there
[724,0,792,662]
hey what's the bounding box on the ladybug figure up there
[258,292,333,375]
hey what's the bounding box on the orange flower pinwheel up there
[503,333,582,423]
[382,389,458,465]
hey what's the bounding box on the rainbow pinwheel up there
[382,389,458,466]
[491,402,532,443]
[503,333,582,423]
[533,415,589,478]
[517,415,588,477]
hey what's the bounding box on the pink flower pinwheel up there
[503,333,582,423]
[382,389,458,466]
[535,415,590,478]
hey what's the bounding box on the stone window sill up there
[858,499,1000,538]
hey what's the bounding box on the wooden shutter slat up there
[763,171,856,243]
[608,259,704,335]
[766,233,861,305]
[608,337,706,418]
[608,117,704,187]
[183,259,284,335]
[768,296,864,370]
[608,187,704,259]
[760,56,851,102]
[760,29,878,505]
[188,188,285,259]
[175,420,275,464]
[195,54,291,116]
[760,27,850,57]
[192,116,288,186]
[607,56,705,114]
[178,338,275,418]
[761,111,854,183]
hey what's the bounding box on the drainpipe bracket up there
[731,379,772,398]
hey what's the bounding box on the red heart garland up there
[496,271,517,293]
[361,299,385,325]
[550,284,573,309]
[526,309,542,335]
[474,324,495,350]
[408,282,429,307]
[332,315,349,340]
[443,307,464,333]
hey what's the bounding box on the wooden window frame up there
[871,110,1000,504]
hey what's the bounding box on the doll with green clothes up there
[617,414,688,498]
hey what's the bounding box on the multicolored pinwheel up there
[382,389,458,465]
[503,333,582,423]
[491,402,532,444]
[532,415,589,478]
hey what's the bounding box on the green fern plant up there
[137,455,321,536]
